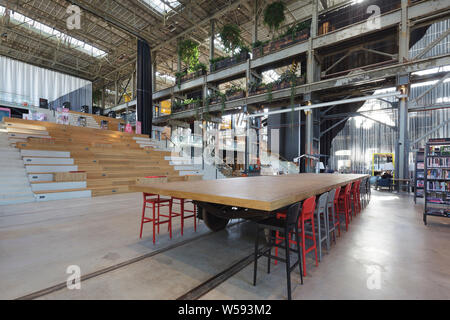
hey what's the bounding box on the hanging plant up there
[219,93,227,114]
[195,99,203,120]
[266,83,273,103]
[177,39,199,71]
[192,62,207,74]
[175,70,187,89]
[92,89,102,105]
[263,1,286,36]
[219,24,243,53]
[204,97,210,115]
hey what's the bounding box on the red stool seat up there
[274,197,319,276]
[139,176,175,244]
[336,183,352,231]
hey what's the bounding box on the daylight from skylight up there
[139,0,181,14]
[0,6,107,58]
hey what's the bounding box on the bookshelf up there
[414,148,424,204]
[424,138,450,225]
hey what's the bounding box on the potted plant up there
[252,19,311,58]
[225,85,245,101]
[191,62,207,77]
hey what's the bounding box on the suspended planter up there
[218,24,243,53]
[263,1,286,37]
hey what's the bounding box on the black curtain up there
[137,40,152,135]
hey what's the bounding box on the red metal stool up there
[274,196,319,277]
[171,197,197,235]
[139,176,173,243]
[336,183,352,231]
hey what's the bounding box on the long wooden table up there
[130,173,368,212]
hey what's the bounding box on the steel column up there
[210,20,215,62]
[397,0,410,180]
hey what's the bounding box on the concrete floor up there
[1,190,449,300]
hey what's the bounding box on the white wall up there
[0,56,92,108]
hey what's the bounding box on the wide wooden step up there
[33,188,89,194]
[87,170,177,179]
[90,185,132,197]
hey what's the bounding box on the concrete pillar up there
[398,89,409,180]
[252,0,258,44]
[304,1,320,173]
[177,39,182,72]
[399,0,410,63]
[101,87,105,110]
[304,102,314,173]
[209,20,215,61]
[131,72,135,100]
[152,53,157,93]
[114,80,118,107]
[397,0,410,180]
[310,0,319,38]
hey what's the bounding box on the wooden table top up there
[130,173,368,212]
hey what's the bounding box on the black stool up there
[253,202,303,300]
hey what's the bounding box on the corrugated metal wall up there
[330,18,450,173]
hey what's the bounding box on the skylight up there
[139,0,181,15]
[0,6,107,58]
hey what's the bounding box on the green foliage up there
[92,89,102,105]
[209,56,228,72]
[195,99,202,120]
[192,62,207,73]
[283,20,311,39]
[220,94,226,114]
[209,56,228,65]
[252,40,269,55]
[238,45,250,55]
[219,24,243,53]
[263,1,286,34]
[248,80,262,93]
[266,83,273,103]
[175,70,187,89]
[225,85,244,96]
[177,39,199,71]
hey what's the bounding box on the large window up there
[0,6,106,58]
[139,0,181,15]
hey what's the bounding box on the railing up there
[151,132,234,178]
[0,91,33,108]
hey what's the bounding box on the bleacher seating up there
[1,117,202,200]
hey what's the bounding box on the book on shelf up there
[424,140,450,224]
[425,209,450,217]
[427,145,450,156]
[427,157,450,168]
[426,181,450,191]
[426,169,450,179]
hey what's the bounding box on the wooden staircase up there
[2,117,200,198]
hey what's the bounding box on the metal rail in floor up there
[15,220,247,300]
